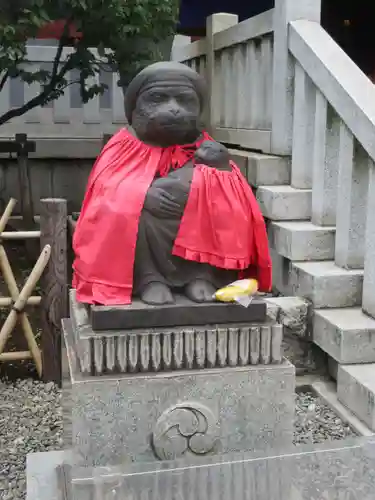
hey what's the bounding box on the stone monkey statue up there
[73,62,272,306]
[128,63,237,305]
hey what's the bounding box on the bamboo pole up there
[1,231,41,240]
[0,244,51,376]
[0,296,41,307]
[0,351,32,361]
[0,197,45,374]
[0,198,17,232]
[12,245,50,312]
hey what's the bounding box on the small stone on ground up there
[0,381,356,499]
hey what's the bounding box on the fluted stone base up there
[70,290,284,375]
[63,319,295,467]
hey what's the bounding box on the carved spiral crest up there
[152,401,219,460]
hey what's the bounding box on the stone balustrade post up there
[271,0,321,155]
[363,161,375,319]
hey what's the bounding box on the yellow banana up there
[214,279,258,303]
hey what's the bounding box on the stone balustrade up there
[172,10,274,152]
[174,0,375,322]
[288,18,375,320]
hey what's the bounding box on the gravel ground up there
[0,382,356,500]
[0,380,63,500]
[294,391,356,445]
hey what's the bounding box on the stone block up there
[265,296,309,339]
[314,308,375,364]
[70,290,284,375]
[268,221,335,261]
[63,320,295,467]
[270,249,293,296]
[256,185,311,221]
[90,296,266,331]
[27,435,375,500]
[270,254,362,308]
[26,450,72,500]
[328,356,338,381]
[228,149,248,177]
[68,454,291,500]
[338,364,375,431]
[229,149,290,187]
[281,333,326,375]
[265,296,324,374]
[289,261,363,308]
[62,344,73,446]
[248,153,291,187]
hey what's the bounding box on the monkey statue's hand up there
[143,186,184,218]
[194,140,231,171]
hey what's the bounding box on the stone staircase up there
[173,3,375,435]
[230,148,375,433]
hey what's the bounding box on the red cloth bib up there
[73,129,271,304]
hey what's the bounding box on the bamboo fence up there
[0,197,68,385]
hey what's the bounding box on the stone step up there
[272,259,363,308]
[338,364,375,431]
[268,221,335,261]
[256,186,311,221]
[314,307,375,364]
[229,150,290,187]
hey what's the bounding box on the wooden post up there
[271,0,321,155]
[206,13,238,134]
[40,198,68,386]
[15,133,36,229]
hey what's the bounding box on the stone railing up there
[288,17,375,320]
[0,45,126,140]
[174,0,375,322]
[172,10,274,152]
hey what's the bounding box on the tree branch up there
[0,19,77,126]
[48,18,73,87]
[0,71,9,92]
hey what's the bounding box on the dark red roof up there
[36,20,82,39]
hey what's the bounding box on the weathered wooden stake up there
[15,133,36,229]
[40,198,68,386]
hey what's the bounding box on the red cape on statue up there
[73,128,272,305]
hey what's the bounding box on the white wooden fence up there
[174,0,375,321]
[0,45,125,139]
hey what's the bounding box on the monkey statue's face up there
[131,84,202,147]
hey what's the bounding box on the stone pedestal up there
[27,437,375,500]
[64,290,295,467]
[27,448,292,500]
